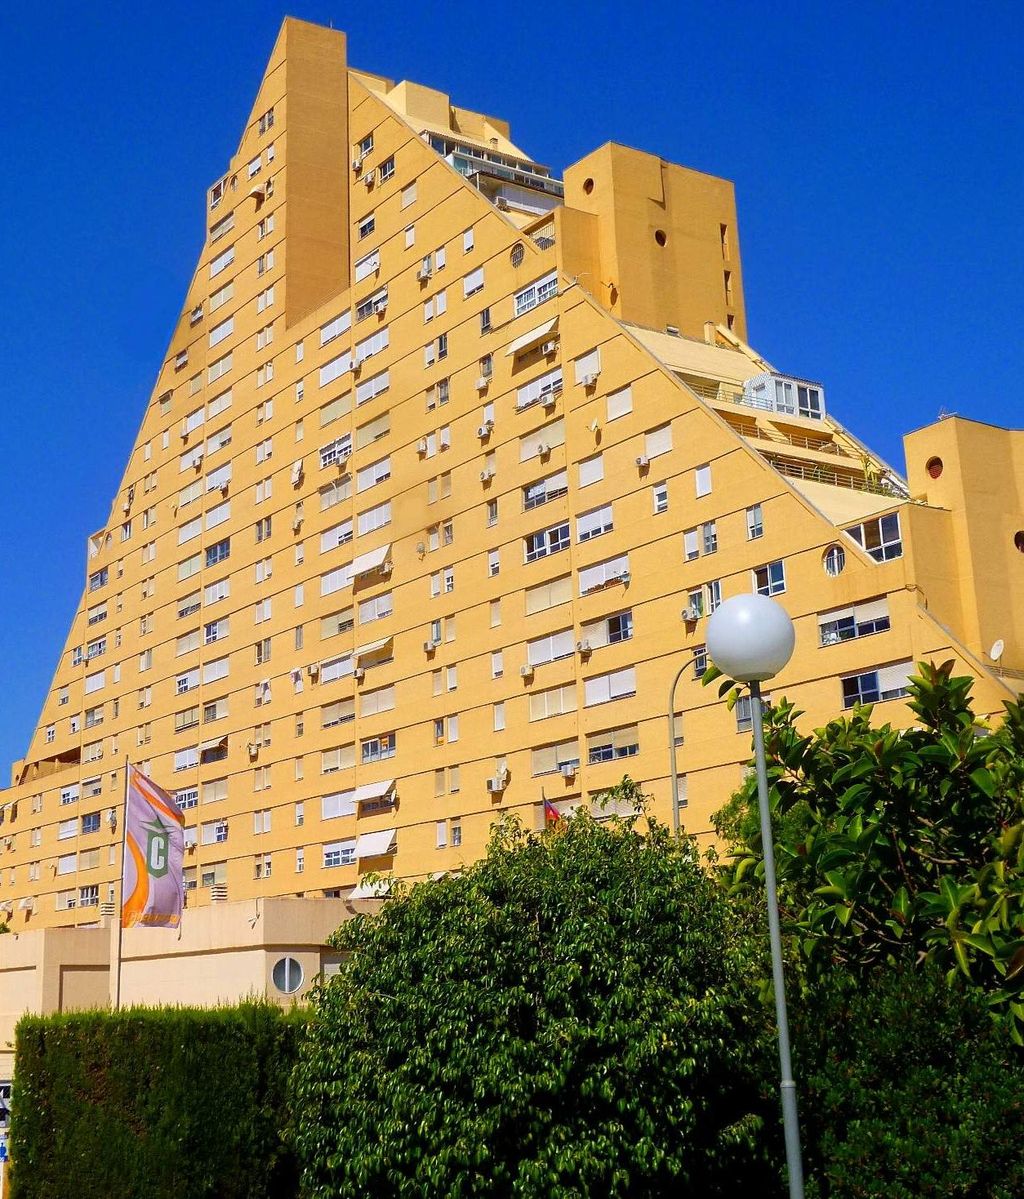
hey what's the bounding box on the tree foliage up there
[715,660,1024,1032]
[291,786,781,1198]
[793,964,1024,1199]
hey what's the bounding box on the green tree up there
[714,661,1024,1032]
[291,788,781,1198]
[793,965,1024,1199]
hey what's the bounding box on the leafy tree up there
[793,964,1024,1199]
[291,787,781,1198]
[714,661,1024,1032]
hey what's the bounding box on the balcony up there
[763,454,908,498]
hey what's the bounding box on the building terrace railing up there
[762,454,909,498]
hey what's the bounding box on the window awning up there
[351,543,391,578]
[354,779,395,803]
[347,878,391,900]
[199,736,226,752]
[354,829,397,859]
[505,316,559,357]
[354,635,393,661]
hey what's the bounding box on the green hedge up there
[9,1003,304,1199]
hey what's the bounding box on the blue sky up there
[1,1,1021,770]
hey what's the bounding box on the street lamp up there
[667,654,701,836]
[706,593,804,1199]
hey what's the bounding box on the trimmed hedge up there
[9,1003,304,1199]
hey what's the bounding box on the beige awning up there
[347,878,391,900]
[505,316,559,357]
[354,829,397,859]
[351,543,391,578]
[199,736,226,752]
[354,635,393,661]
[354,779,395,803]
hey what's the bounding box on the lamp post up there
[667,655,700,835]
[706,593,804,1199]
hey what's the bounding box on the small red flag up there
[544,798,561,824]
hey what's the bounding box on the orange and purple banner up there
[121,765,185,929]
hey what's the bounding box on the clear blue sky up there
[1,1,1021,771]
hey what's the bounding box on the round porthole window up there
[510,243,525,268]
[272,956,304,995]
[823,544,846,577]
[582,177,595,195]
[654,229,667,246]
[926,456,943,479]
[1015,531,1024,553]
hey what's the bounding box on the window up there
[823,543,847,576]
[463,228,475,253]
[523,469,568,511]
[644,424,672,459]
[355,325,389,364]
[586,725,639,764]
[356,457,391,492]
[580,609,633,649]
[695,464,712,497]
[529,683,577,721]
[516,367,563,411]
[525,522,570,563]
[463,267,484,297]
[584,667,637,706]
[354,249,380,283]
[574,347,601,386]
[753,560,786,597]
[378,155,395,183]
[527,628,575,667]
[209,246,234,278]
[519,418,565,462]
[746,504,764,540]
[355,369,389,406]
[819,598,891,646]
[357,500,391,536]
[357,132,373,156]
[845,513,903,562]
[607,386,632,421]
[841,663,912,709]
[577,504,613,543]
[652,482,668,514]
[578,554,629,595]
[531,739,580,776]
[205,539,230,567]
[361,733,396,763]
[323,839,356,869]
[702,521,718,555]
[514,271,558,317]
[357,212,376,242]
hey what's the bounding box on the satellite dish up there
[990,639,1005,662]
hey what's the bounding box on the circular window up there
[582,177,595,195]
[823,544,846,577]
[654,229,667,247]
[272,956,304,995]
[926,456,944,479]
[510,243,525,268]
[1015,531,1024,553]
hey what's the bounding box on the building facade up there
[2,18,1022,961]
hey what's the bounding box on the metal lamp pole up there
[667,656,699,835]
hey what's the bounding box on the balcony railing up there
[763,454,908,497]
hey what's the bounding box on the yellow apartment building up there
[0,17,1022,1036]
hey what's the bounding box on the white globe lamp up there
[706,593,795,682]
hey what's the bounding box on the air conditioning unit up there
[479,467,495,482]
[536,443,551,458]
[352,359,362,375]
[542,394,558,411]
[637,455,651,469]
[475,377,489,392]
[353,667,365,681]
[336,455,350,472]
[107,808,117,829]
[476,423,493,439]
[193,452,204,469]
[307,662,321,678]
[122,498,131,513]
[362,172,374,188]
[220,480,230,495]
[423,639,440,653]
[576,639,592,655]
[352,157,363,173]
[247,742,259,759]
[581,372,600,387]
[540,340,558,355]
[486,776,505,793]
[620,570,631,585]
[417,438,429,455]
[373,298,388,314]
[210,884,228,903]
[291,515,303,532]
[520,664,534,679]
[560,763,577,779]
[683,605,702,622]
[416,265,432,281]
